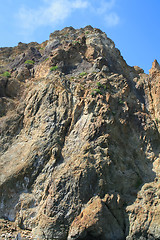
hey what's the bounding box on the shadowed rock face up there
[0,26,160,240]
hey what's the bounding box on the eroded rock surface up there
[0,26,160,240]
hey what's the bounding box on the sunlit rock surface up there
[0,26,160,240]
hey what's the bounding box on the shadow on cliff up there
[117,108,159,238]
[82,99,159,239]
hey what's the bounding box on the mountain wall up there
[0,26,160,240]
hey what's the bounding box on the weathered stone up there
[0,26,160,240]
[5,78,22,98]
[0,77,8,97]
[68,195,125,240]
[16,66,31,81]
[44,39,60,54]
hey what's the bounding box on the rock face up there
[0,26,160,240]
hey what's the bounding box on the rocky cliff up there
[0,26,160,240]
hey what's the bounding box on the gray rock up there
[0,26,159,240]
[15,233,21,240]
[44,39,60,54]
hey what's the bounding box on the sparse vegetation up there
[119,98,124,104]
[95,89,102,94]
[85,31,89,34]
[24,60,35,65]
[50,66,58,71]
[155,118,159,124]
[45,57,49,61]
[96,82,102,88]
[72,40,80,45]
[91,88,102,96]
[91,82,108,96]
[69,76,75,81]
[79,72,87,77]
[2,71,11,78]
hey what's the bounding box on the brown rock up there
[16,66,31,81]
[133,66,144,74]
[68,195,125,240]
[0,26,160,240]
[5,78,22,98]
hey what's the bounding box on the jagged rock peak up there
[149,59,160,76]
[152,59,160,69]
[0,26,160,240]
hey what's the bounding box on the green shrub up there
[85,31,89,34]
[91,89,102,96]
[72,40,80,45]
[155,118,159,124]
[45,57,49,61]
[79,72,87,77]
[2,71,11,78]
[96,82,102,88]
[119,98,124,104]
[50,66,58,71]
[24,60,35,65]
[94,89,102,95]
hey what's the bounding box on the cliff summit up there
[0,26,160,240]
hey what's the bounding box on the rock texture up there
[0,26,160,240]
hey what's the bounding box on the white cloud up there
[96,0,116,15]
[72,0,89,8]
[17,0,89,31]
[17,0,120,36]
[105,12,120,27]
[94,0,120,27]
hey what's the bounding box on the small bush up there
[79,72,87,77]
[119,98,124,104]
[45,58,49,61]
[91,89,102,96]
[85,31,89,34]
[94,89,102,95]
[72,40,80,45]
[50,66,58,71]
[96,82,102,88]
[2,71,11,78]
[155,118,159,124]
[24,60,35,65]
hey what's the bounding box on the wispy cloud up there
[96,0,116,15]
[16,0,119,38]
[90,0,119,27]
[18,0,89,31]
[105,12,120,27]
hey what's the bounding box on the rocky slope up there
[0,26,160,240]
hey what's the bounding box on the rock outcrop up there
[0,26,160,240]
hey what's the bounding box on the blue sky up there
[0,0,160,73]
